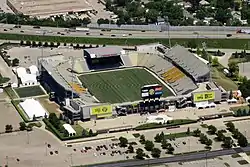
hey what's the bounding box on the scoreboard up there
[141,84,163,99]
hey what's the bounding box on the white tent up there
[29,65,39,76]
[20,99,48,120]
[63,124,76,136]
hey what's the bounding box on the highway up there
[0,23,250,39]
[89,146,250,167]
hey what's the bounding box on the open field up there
[211,67,238,91]
[38,98,61,117]
[2,33,250,49]
[14,85,45,98]
[79,68,173,103]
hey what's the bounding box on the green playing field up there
[78,68,174,103]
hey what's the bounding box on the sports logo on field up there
[149,89,155,95]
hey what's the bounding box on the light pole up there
[165,16,171,48]
[27,131,30,144]
[45,142,48,156]
[205,151,208,167]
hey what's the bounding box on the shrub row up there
[135,119,197,131]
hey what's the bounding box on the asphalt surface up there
[0,23,250,39]
[89,146,250,167]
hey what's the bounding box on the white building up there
[16,66,39,87]
[146,115,173,124]
[20,98,48,120]
[63,124,76,136]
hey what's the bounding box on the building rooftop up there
[84,46,125,58]
[7,0,93,16]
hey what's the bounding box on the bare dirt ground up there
[0,92,22,132]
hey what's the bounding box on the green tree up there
[199,133,208,144]
[226,122,235,132]
[140,135,146,144]
[239,79,250,98]
[44,42,48,47]
[48,113,60,129]
[38,41,42,46]
[228,61,239,76]
[151,148,161,158]
[12,58,19,66]
[234,51,238,58]
[89,129,93,136]
[167,144,175,154]
[5,124,13,133]
[135,148,145,159]
[128,144,134,153]
[208,125,217,135]
[119,136,128,147]
[82,129,88,137]
[187,40,197,49]
[32,41,36,47]
[223,137,233,148]
[187,127,190,135]
[216,130,225,141]
[193,128,201,137]
[205,139,213,149]
[19,122,26,131]
[26,40,31,46]
[161,138,169,149]
[238,135,248,147]
[154,133,162,143]
[212,57,219,66]
[144,140,154,151]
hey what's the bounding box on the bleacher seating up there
[136,51,198,95]
[70,83,86,94]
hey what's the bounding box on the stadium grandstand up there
[39,55,96,104]
[37,45,229,122]
[158,45,210,82]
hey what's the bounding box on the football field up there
[78,68,174,103]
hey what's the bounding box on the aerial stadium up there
[38,44,228,122]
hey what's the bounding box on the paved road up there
[0,23,250,39]
[89,147,250,167]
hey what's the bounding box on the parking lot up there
[165,155,248,167]
[0,92,22,132]
[7,46,83,68]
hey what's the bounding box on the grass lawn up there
[230,105,249,112]
[135,119,197,130]
[38,98,60,117]
[211,67,238,91]
[2,33,250,49]
[231,154,241,158]
[237,160,249,165]
[0,74,9,84]
[14,85,45,98]
[11,100,30,122]
[4,87,18,99]
[164,131,194,139]
[79,68,173,103]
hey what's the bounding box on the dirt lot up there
[0,93,22,132]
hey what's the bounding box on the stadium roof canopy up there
[20,98,47,120]
[84,47,125,58]
[166,45,210,81]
